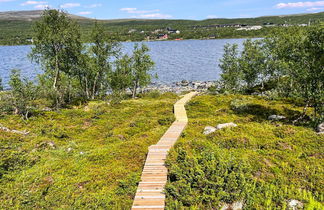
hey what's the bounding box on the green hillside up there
[0,10,323,45]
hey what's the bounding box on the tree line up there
[0,9,155,118]
[218,23,323,123]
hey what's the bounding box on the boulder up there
[216,122,238,130]
[221,201,243,210]
[180,80,189,86]
[317,122,324,134]
[288,199,303,209]
[203,126,216,135]
[268,115,286,121]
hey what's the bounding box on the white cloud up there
[120,8,160,14]
[207,15,218,19]
[78,11,92,15]
[276,1,324,9]
[120,8,137,12]
[306,7,324,10]
[21,1,46,6]
[34,4,49,9]
[120,7,171,19]
[132,13,172,19]
[85,3,102,8]
[60,3,80,9]
[0,0,15,2]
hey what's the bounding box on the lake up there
[0,39,246,88]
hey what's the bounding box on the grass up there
[165,94,323,209]
[0,93,177,209]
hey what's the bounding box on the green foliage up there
[30,9,83,107]
[0,69,38,118]
[80,22,121,100]
[219,44,241,92]
[130,43,155,98]
[0,93,177,209]
[267,25,324,121]
[166,148,252,207]
[110,54,132,96]
[219,25,324,122]
[166,94,324,209]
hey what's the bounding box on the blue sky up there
[0,0,323,19]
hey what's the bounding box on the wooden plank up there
[131,92,197,209]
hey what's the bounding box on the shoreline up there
[143,80,215,93]
[0,36,262,47]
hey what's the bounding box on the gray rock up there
[47,141,56,149]
[36,141,56,150]
[216,122,238,130]
[288,199,303,209]
[317,122,324,133]
[221,201,244,210]
[203,126,216,135]
[268,115,286,121]
[180,80,189,86]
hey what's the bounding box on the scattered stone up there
[268,115,286,121]
[67,147,73,152]
[76,181,89,190]
[216,122,238,130]
[180,80,189,86]
[288,199,303,209]
[142,80,216,94]
[117,134,126,140]
[43,176,54,185]
[221,201,244,210]
[0,123,30,135]
[317,122,324,134]
[84,106,90,112]
[36,141,56,150]
[203,126,216,135]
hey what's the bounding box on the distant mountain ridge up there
[0,10,89,21]
[0,10,323,45]
[0,10,323,23]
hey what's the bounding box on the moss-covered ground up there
[0,93,177,209]
[165,94,323,209]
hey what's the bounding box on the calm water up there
[0,39,246,88]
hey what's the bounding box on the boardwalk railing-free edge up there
[132,92,198,209]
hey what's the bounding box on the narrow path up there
[132,92,198,210]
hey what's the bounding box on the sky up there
[0,0,323,20]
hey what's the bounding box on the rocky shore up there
[143,80,215,93]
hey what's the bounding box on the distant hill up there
[0,10,323,24]
[0,10,89,21]
[0,10,323,45]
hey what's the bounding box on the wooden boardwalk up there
[132,92,197,210]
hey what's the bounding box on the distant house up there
[128,29,137,33]
[237,26,262,31]
[26,38,33,43]
[167,28,180,34]
[157,34,168,40]
[153,29,164,34]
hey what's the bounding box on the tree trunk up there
[53,54,59,89]
[85,77,90,99]
[92,72,100,100]
[293,100,309,124]
[132,81,138,99]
